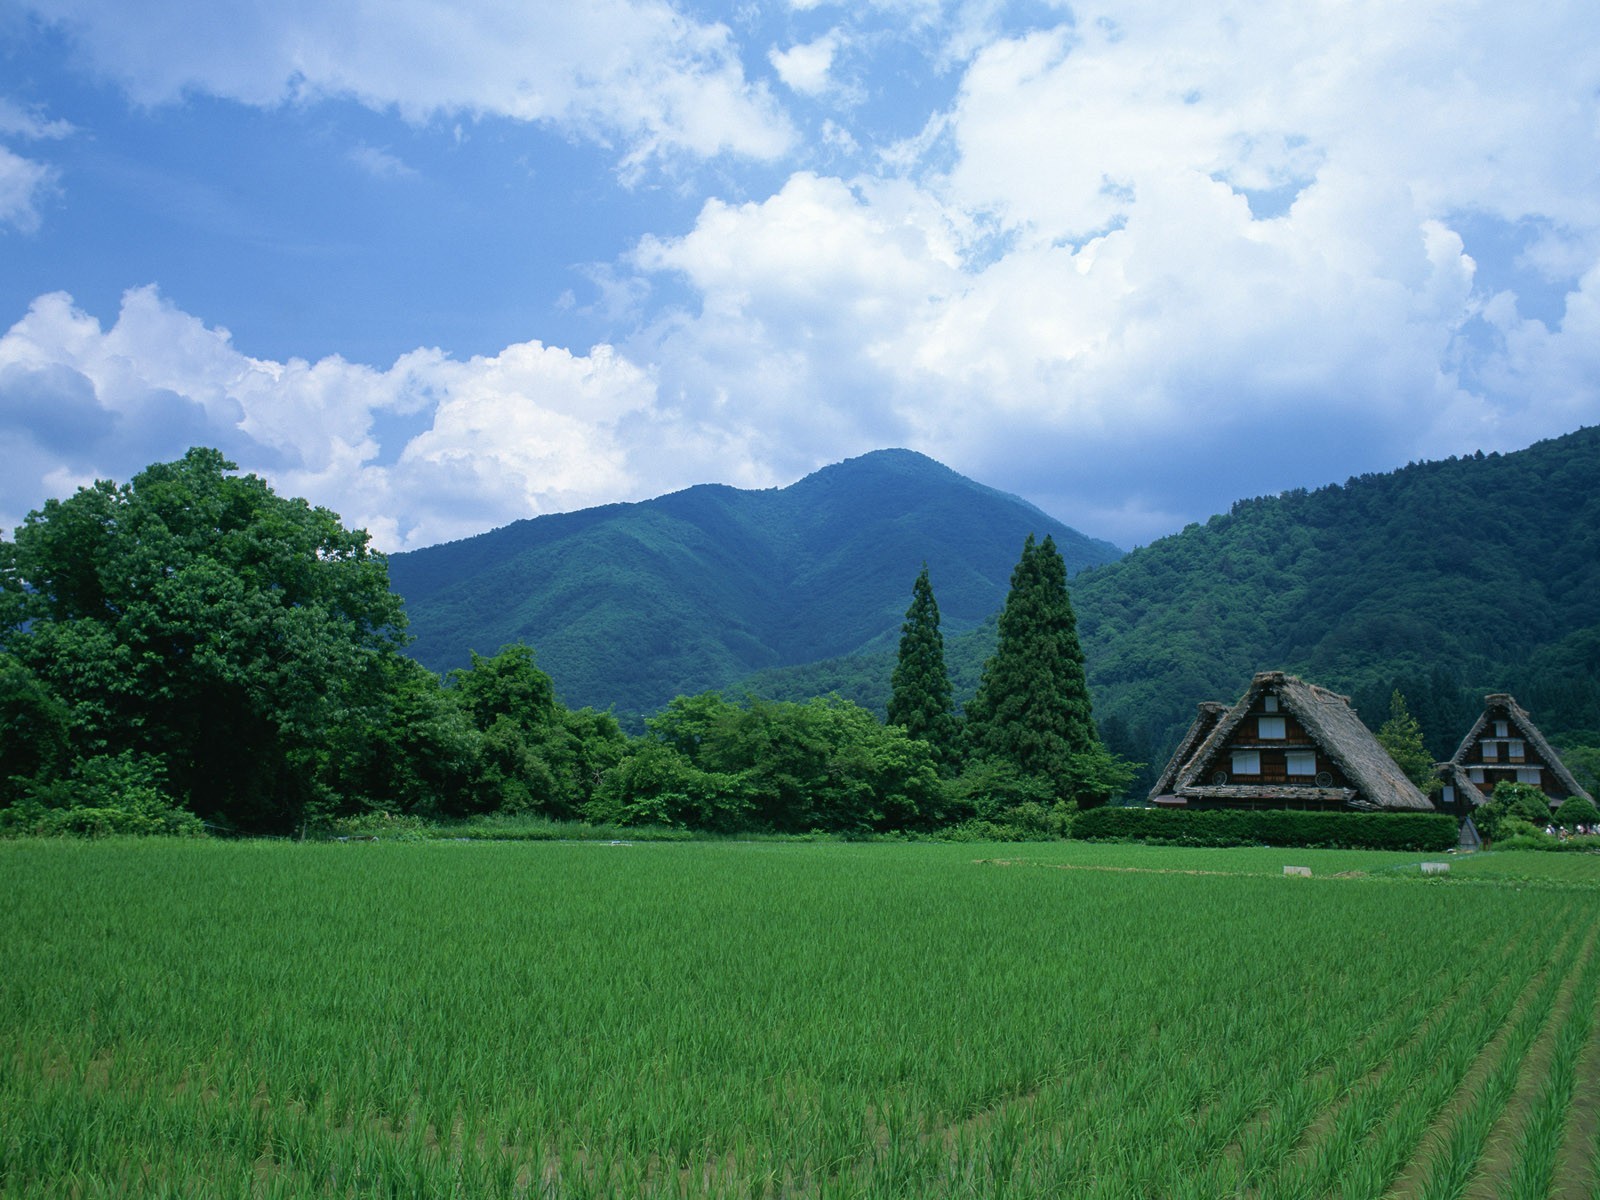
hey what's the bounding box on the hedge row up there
[1074,806,1458,852]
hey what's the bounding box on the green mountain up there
[387,449,1123,717]
[741,427,1600,788]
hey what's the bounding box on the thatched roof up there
[1147,701,1226,802]
[1447,693,1593,803]
[1170,671,1434,812]
[1436,761,1484,806]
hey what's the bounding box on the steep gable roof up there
[1448,693,1593,803]
[1148,701,1226,802]
[1175,671,1433,811]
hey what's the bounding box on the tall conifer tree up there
[967,534,1128,804]
[887,565,957,766]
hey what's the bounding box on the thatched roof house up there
[1149,671,1434,812]
[1437,693,1593,814]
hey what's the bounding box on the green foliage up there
[1073,806,1459,852]
[886,565,959,768]
[1557,738,1600,797]
[966,535,1133,806]
[1492,780,1556,825]
[0,448,407,833]
[1376,691,1441,795]
[446,644,629,820]
[1553,794,1600,829]
[0,653,71,786]
[1,751,203,837]
[598,692,943,834]
[586,742,747,831]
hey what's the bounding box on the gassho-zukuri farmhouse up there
[1149,671,1592,826]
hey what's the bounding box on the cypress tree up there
[1376,690,1440,795]
[967,534,1128,804]
[887,565,957,767]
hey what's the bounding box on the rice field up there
[2,839,1599,1198]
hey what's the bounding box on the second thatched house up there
[1437,693,1594,816]
[1149,671,1434,812]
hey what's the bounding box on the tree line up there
[0,450,1131,837]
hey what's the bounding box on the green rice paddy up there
[3,840,1598,1197]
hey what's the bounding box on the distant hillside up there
[388,449,1123,717]
[1076,426,1600,771]
[744,428,1600,788]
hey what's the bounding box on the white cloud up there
[6,1,1600,553]
[27,0,794,167]
[621,0,1600,545]
[0,97,70,232]
[0,288,733,551]
[0,145,57,233]
[770,33,840,96]
[347,144,418,180]
[0,99,74,141]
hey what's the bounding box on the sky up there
[1,1,1597,553]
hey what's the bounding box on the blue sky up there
[2,1,1597,551]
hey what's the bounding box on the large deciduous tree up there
[886,564,958,769]
[0,448,407,832]
[965,534,1130,807]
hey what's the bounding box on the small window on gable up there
[1231,750,1260,776]
[1482,740,1499,761]
[1259,716,1286,740]
[1263,695,1279,713]
[1286,750,1316,776]
[1469,767,1485,783]
[1509,739,1525,760]
[1494,721,1509,737]
[1517,768,1541,785]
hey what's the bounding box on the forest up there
[5,431,1598,838]
[0,451,1125,838]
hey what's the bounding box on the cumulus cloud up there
[770,33,841,97]
[27,0,794,168]
[624,0,1600,545]
[0,288,746,550]
[6,1,1600,553]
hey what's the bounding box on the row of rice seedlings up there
[1164,903,1570,1200]
[1231,916,1565,1200]
[843,876,1546,1198]
[1493,920,1600,1199]
[1323,910,1597,1200]
[1158,908,1568,1196]
[1406,917,1600,1200]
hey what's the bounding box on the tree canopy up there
[0,449,406,832]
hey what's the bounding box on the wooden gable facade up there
[1437,694,1594,815]
[1149,670,1434,812]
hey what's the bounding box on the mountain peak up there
[388,450,1123,715]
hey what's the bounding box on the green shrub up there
[1073,806,1458,852]
[1,752,203,838]
[323,811,432,842]
[1553,794,1600,829]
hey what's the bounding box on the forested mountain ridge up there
[1076,425,1600,762]
[388,449,1123,717]
[742,427,1600,788]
